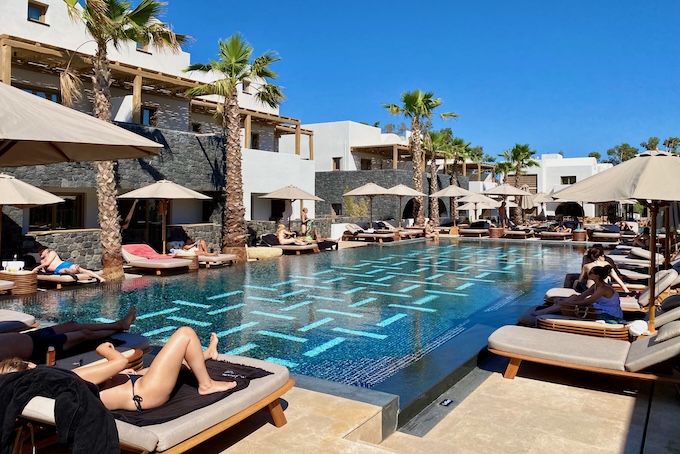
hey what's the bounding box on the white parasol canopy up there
[0,83,162,166]
[553,150,680,331]
[0,174,64,258]
[119,180,210,254]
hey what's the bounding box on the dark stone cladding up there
[315,169,465,221]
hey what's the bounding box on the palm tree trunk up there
[92,43,124,280]
[411,118,425,225]
[429,154,439,225]
[512,166,522,225]
[222,91,247,260]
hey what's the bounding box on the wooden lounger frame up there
[536,317,630,341]
[122,378,295,454]
[488,348,680,383]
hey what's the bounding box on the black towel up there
[111,360,272,426]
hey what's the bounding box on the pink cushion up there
[122,244,167,260]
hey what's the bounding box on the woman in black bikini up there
[0,327,236,411]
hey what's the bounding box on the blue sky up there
[164,0,679,159]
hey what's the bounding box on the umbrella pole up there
[161,199,168,255]
[665,205,671,269]
[369,196,374,229]
[649,204,659,332]
[0,204,3,260]
[398,196,403,228]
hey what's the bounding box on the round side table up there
[0,270,38,295]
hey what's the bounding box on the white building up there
[0,0,316,231]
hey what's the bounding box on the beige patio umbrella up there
[532,192,554,218]
[119,180,210,254]
[259,185,324,227]
[385,184,426,228]
[518,185,535,222]
[0,174,64,258]
[484,183,532,227]
[553,150,680,332]
[431,185,474,226]
[0,83,162,166]
[459,193,501,221]
[343,183,390,228]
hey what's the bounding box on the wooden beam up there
[309,134,314,161]
[0,44,10,84]
[295,124,300,155]
[392,144,398,170]
[244,114,251,149]
[132,74,142,124]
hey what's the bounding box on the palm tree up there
[383,91,456,225]
[64,0,186,280]
[442,136,471,220]
[499,144,539,224]
[424,131,449,224]
[184,34,284,255]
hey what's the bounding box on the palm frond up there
[255,84,285,108]
[59,69,84,107]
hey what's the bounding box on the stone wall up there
[27,230,103,270]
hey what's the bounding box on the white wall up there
[0,0,192,76]
[242,149,316,221]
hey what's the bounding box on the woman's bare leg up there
[51,307,136,335]
[73,265,106,282]
[136,327,235,408]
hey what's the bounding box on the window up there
[141,107,157,126]
[18,85,60,103]
[29,194,84,230]
[27,2,48,24]
[250,133,259,149]
[361,159,372,170]
[191,122,202,133]
[332,157,342,171]
[331,203,342,216]
[561,176,577,185]
[242,81,250,94]
[136,41,150,53]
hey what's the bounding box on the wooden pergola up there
[0,34,312,156]
[350,143,446,170]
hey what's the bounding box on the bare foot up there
[120,307,137,330]
[98,277,107,283]
[204,332,220,360]
[198,379,237,395]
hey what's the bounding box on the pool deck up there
[189,355,680,454]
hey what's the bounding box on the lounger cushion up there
[345,223,364,234]
[0,309,35,333]
[21,354,290,453]
[660,295,680,312]
[488,325,630,371]
[0,280,15,291]
[625,332,680,372]
[653,321,680,344]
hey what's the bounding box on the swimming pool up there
[6,240,582,388]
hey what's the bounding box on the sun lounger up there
[488,324,680,382]
[54,332,150,369]
[0,279,15,294]
[503,229,534,239]
[590,231,621,242]
[376,221,424,239]
[260,234,320,254]
[20,354,294,454]
[122,244,193,275]
[539,231,571,241]
[173,250,237,268]
[36,271,104,289]
[0,309,37,333]
[458,228,489,237]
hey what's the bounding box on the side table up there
[0,270,38,295]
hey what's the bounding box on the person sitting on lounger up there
[32,247,105,283]
[632,227,651,249]
[574,247,630,293]
[424,219,440,242]
[532,265,622,321]
[183,237,218,256]
[0,327,236,412]
[551,222,571,233]
[0,307,136,363]
[276,224,308,245]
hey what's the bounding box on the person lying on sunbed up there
[0,307,136,363]
[183,237,218,256]
[276,224,308,245]
[632,227,651,249]
[0,327,236,412]
[532,266,622,321]
[33,247,106,283]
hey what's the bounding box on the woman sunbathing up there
[183,237,218,256]
[424,220,440,242]
[0,327,236,412]
[276,224,308,245]
[532,265,622,321]
[574,247,629,293]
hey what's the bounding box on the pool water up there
[7,240,582,388]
